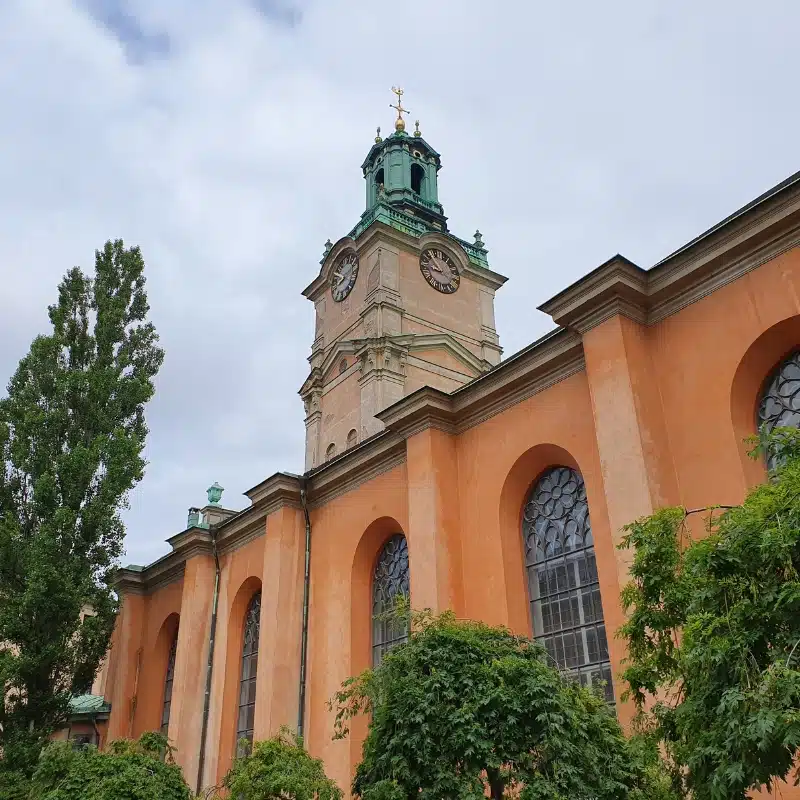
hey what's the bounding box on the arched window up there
[372,534,410,667]
[522,466,614,702]
[236,592,261,749]
[160,630,178,735]
[410,163,425,195]
[347,429,358,449]
[326,443,337,461]
[757,350,800,470]
[374,167,385,195]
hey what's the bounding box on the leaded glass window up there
[160,631,178,735]
[236,592,261,749]
[372,534,410,667]
[757,350,800,470]
[522,466,614,702]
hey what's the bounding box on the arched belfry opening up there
[374,167,385,194]
[410,163,424,196]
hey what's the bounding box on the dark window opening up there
[372,534,410,666]
[160,630,179,735]
[522,466,615,704]
[375,167,385,195]
[411,163,424,195]
[236,592,261,754]
[758,350,800,470]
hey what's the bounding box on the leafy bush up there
[223,727,342,800]
[619,426,800,798]
[27,732,191,800]
[332,609,678,799]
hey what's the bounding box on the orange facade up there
[105,166,800,798]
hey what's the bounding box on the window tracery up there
[757,350,800,470]
[236,592,261,748]
[522,466,614,702]
[160,630,178,735]
[372,534,410,667]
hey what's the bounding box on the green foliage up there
[223,726,343,799]
[332,609,677,799]
[26,732,190,800]
[619,426,800,799]
[0,240,164,773]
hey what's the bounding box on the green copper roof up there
[69,694,111,717]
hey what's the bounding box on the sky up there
[0,0,797,567]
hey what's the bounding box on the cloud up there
[0,0,798,566]
[80,0,171,62]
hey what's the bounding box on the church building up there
[98,90,800,796]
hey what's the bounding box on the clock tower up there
[300,89,507,470]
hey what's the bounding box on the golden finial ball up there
[395,117,406,132]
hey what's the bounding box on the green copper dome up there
[360,127,447,232]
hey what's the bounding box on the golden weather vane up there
[389,86,409,132]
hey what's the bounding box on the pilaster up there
[104,590,145,741]
[582,314,679,587]
[405,427,464,614]
[255,504,305,738]
[170,553,216,786]
[303,391,322,471]
[357,339,407,439]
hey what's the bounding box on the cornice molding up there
[538,174,800,333]
[376,327,585,437]
[115,553,188,596]
[304,432,407,509]
[244,471,303,511]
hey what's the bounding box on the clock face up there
[331,252,359,302]
[420,248,460,294]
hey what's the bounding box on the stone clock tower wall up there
[300,126,507,470]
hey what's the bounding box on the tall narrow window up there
[522,466,614,702]
[757,350,800,470]
[236,592,261,749]
[372,534,410,667]
[160,631,178,735]
[410,163,425,195]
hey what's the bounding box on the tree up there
[0,240,164,774]
[618,427,800,799]
[27,732,191,800]
[332,609,676,799]
[222,727,343,800]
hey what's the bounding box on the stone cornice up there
[302,220,508,303]
[304,431,407,509]
[244,471,303,512]
[539,171,800,332]
[377,327,585,437]
[115,552,188,596]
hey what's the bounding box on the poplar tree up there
[0,240,164,775]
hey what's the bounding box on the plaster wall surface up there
[104,224,800,798]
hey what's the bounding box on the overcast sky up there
[0,0,797,567]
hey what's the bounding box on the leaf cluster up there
[332,610,676,799]
[222,726,343,799]
[24,732,190,800]
[0,240,164,772]
[619,427,800,799]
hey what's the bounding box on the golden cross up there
[389,86,409,131]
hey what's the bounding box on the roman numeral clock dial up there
[331,252,359,302]
[420,248,460,294]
